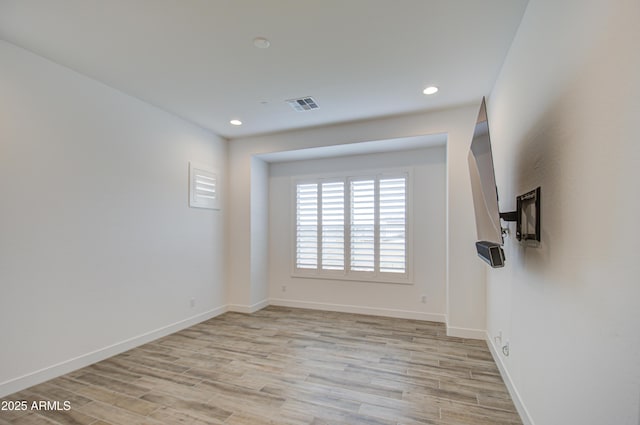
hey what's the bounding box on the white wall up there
[228,105,486,336]
[0,41,227,397]
[250,157,270,308]
[268,147,446,320]
[486,0,640,424]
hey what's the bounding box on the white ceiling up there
[0,0,528,139]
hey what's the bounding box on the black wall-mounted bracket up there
[499,211,517,239]
[499,211,518,222]
[499,187,542,243]
[516,187,541,242]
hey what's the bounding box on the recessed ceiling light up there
[253,37,271,49]
[423,86,439,95]
[230,119,242,126]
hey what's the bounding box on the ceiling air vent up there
[286,97,319,112]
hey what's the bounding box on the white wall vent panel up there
[189,161,220,210]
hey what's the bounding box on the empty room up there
[1,1,638,425]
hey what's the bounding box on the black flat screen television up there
[468,97,506,268]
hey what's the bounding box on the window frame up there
[291,169,413,285]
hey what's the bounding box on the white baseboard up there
[446,325,486,340]
[227,299,269,314]
[485,331,535,425]
[0,305,228,398]
[269,298,447,323]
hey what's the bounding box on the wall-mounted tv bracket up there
[499,211,516,238]
[516,187,541,242]
[499,186,541,243]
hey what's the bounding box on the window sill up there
[291,272,413,285]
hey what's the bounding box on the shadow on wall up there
[510,69,622,283]
[509,92,563,276]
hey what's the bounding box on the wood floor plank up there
[30,408,96,425]
[7,413,59,425]
[1,306,523,425]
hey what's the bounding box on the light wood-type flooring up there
[1,306,523,425]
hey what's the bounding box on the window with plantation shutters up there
[189,162,220,210]
[294,172,409,283]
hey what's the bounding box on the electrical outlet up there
[502,341,510,357]
[281,285,287,293]
[495,330,503,345]
[421,295,427,303]
[190,298,196,308]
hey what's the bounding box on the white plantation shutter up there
[296,183,318,269]
[350,179,375,272]
[378,177,407,273]
[189,162,220,210]
[294,173,408,281]
[321,181,345,270]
